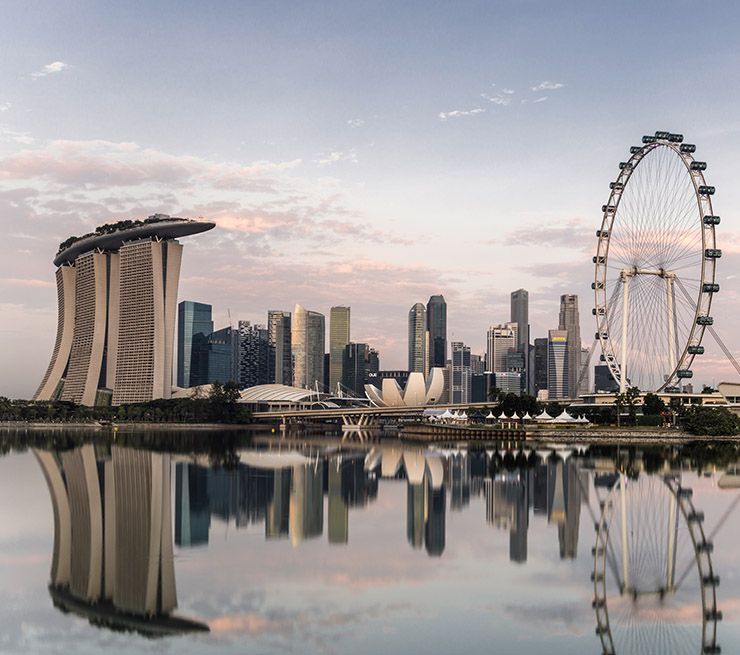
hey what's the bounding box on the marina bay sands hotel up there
[33,215,215,406]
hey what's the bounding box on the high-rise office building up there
[510,289,530,393]
[177,301,213,388]
[267,310,292,385]
[34,216,215,406]
[236,321,273,388]
[487,322,518,374]
[470,353,485,375]
[594,365,619,392]
[408,303,428,375]
[342,342,368,397]
[329,306,350,393]
[580,346,591,394]
[427,295,447,369]
[548,330,569,399]
[292,304,325,390]
[558,294,581,398]
[190,326,234,386]
[451,341,471,404]
[534,337,548,394]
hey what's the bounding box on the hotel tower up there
[33,215,215,406]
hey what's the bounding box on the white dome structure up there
[365,368,445,407]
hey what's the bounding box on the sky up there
[2,0,740,398]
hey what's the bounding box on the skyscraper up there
[34,216,215,406]
[190,326,235,386]
[487,322,518,373]
[534,337,548,395]
[236,321,273,388]
[342,342,368,397]
[177,301,213,388]
[292,304,325,390]
[329,306,350,393]
[510,289,530,393]
[451,341,471,404]
[427,295,447,369]
[408,303,428,375]
[267,310,292,385]
[558,294,581,398]
[548,329,569,399]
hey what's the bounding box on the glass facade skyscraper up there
[408,302,427,375]
[558,294,581,398]
[451,341,471,404]
[177,301,213,388]
[292,304,325,390]
[427,295,447,370]
[267,310,292,385]
[547,329,569,399]
[329,307,350,393]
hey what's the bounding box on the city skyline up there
[3,2,740,398]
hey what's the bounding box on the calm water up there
[2,429,740,655]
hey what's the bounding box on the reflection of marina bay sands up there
[34,445,208,636]
[175,444,587,562]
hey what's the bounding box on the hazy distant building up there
[511,289,530,393]
[34,216,215,406]
[177,301,213,388]
[494,371,523,395]
[329,306,350,393]
[580,346,591,394]
[427,295,447,369]
[267,310,292,385]
[451,341,471,404]
[558,294,581,398]
[548,330,569,399]
[408,303,428,375]
[534,338,548,394]
[292,304,325,390]
[487,322,518,374]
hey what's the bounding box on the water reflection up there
[34,445,208,636]
[14,433,740,653]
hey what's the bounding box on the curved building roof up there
[53,217,215,266]
[239,384,327,403]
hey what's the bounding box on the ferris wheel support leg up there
[620,473,629,594]
[620,274,630,393]
[666,274,677,377]
[666,489,677,591]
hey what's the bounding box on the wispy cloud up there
[438,108,485,120]
[480,93,511,106]
[0,125,34,145]
[314,150,358,166]
[347,118,364,128]
[0,103,10,112]
[31,61,69,78]
[502,89,515,95]
[534,96,548,103]
[530,81,564,91]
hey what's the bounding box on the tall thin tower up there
[510,289,530,394]
[427,295,447,369]
[329,306,350,393]
[558,294,581,398]
[408,303,427,375]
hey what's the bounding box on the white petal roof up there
[239,384,325,403]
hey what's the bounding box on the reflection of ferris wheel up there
[592,475,721,655]
[593,131,720,392]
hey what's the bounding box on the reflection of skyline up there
[34,445,208,636]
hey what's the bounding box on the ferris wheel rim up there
[593,133,718,392]
[592,475,720,655]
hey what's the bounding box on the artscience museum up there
[364,368,445,407]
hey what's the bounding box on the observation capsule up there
[705,248,722,258]
[703,215,721,225]
[677,370,694,378]
[591,281,604,289]
[697,316,714,326]
[609,181,624,190]
[593,256,605,264]
[619,162,633,170]
[655,130,671,139]
[688,345,705,354]
[703,283,720,293]
[691,161,707,170]
[630,146,642,154]
[592,307,605,316]
[680,143,696,153]
[642,135,657,144]
[668,133,684,143]
[699,185,716,195]
[601,205,615,213]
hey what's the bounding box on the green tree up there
[702,385,718,394]
[642,393,665,416]
[682,406,740,436]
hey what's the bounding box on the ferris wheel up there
[592,474,721,655]
[593,131,720,392]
